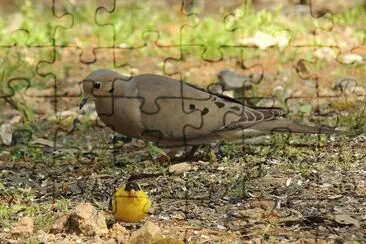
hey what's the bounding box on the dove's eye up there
[94,81,101,89]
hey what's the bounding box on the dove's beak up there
[79,97,89,110]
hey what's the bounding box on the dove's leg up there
[166,145,201,161]
[183,145,200,161]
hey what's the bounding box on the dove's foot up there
[175,145,201,162]
[155,145,202,163]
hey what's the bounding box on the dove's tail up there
[248,119,342,134]
[168,119,344,146]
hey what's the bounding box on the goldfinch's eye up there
[125,182,141,192]
[94,81,101,89]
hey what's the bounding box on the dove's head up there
[80,69,122,109]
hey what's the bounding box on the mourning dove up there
[80,69,339,148]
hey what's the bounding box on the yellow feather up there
[111,184,151,223]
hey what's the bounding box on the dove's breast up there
[95,90,144,138]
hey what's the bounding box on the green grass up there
[0,200,73,231]
[1,2,364,58]
[0,181,75,230]
[333,5,366,26]
[339,102,366,134]
[0,48,53,121]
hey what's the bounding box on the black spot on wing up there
[201,107,209,115]
[183,80,283,114]
[215,101,225,108]
[183,81,284,123]
[230,105,240,111]
[189,104,196,110]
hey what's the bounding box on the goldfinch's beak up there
[128,190,137,197]
[79,97,89,110]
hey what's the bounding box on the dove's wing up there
[132,74,285,145]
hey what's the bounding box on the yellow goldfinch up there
[110,182,151,223]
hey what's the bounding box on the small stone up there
[104,239,118,244]
[217,224,226,230]
[11,216,34,237]
[314,47,337,61]
[341,54,363,64]
[0,124,12,146]
[1,169,11,177]
[36,229,47,236]
[168,162,192,175]
[67,203,108,237]
[238,31,277,50]
[38,231,55,243]
[239,207,265,219]
[0,151,10,159]
[157,237,184,244]
[9,115,22,125]
[92,235,109,244]
[172,177,186,185]
[354,86,366,96]
[334,214,360,228]
[172,212,185,220]
[286,178,292,187]
[217,69,252,90]
[343,183,355,192]
[109,223,127,238]
[332,78,357,93]
[217,166,226,171]
[129,221,162,244]
[50,214,69,234]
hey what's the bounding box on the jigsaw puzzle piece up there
[1,46,58,120]
[292,43,364,112]
[0,1,72,47]
[95,2,199,77]
[112,30,173,75]
[162,43,263,93]
[52,0,115,64]
[35,45,138,114]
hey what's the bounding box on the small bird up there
[110,182,151,222]
[80,69,340,150]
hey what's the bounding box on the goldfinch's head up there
[124,182,142,197]
[108,182,143,210]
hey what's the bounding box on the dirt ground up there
[1,118,366,243]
